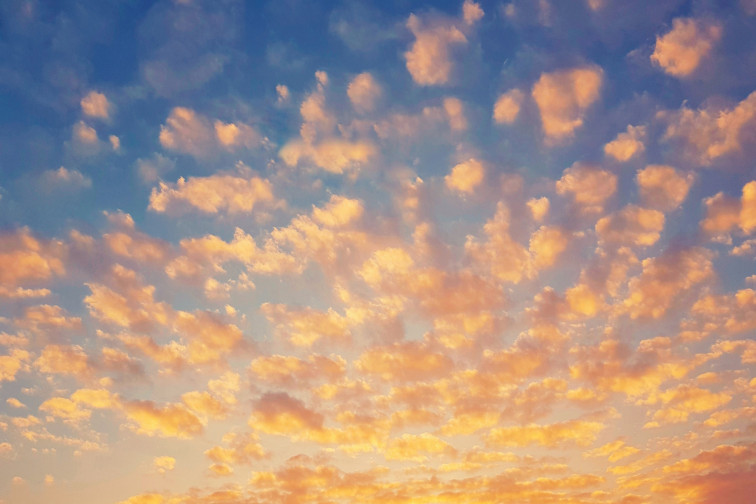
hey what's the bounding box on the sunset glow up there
[1,1,755,503]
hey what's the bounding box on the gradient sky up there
[1,0,756,503]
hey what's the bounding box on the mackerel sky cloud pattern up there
[0,1,755,504]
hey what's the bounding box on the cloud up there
[154,456,175,474]
[39,166,92,192]
[148,168,276,215]
[493,89,524,124]
[555,162,617,214]
[404,1,482,87]
[595,205,665,247]
[661,91,756,166]
[532,65,603,142]
[347,72,381,113]
[280,74,377,173]
[80,91,111,120]
[34,345,93,379]
[700,180,756,236]
[622,246,714,319]
[443,97,468,131]
[636,165,694,211]
[0,228,65,298]
[0,349,31,382]
[124,400,203,438]
[445,158,485,194]
[644,384,731,428]
[487,419,605,448]
[604,125,646,162]
[173,310,243,364]
[159,108,260,159]
[136,154,176,184]
[527,197,550,222]
[103,211,173,265]
[385,433,456,462]
[250,354,345,387]
[84,264,172,332]
[651,18,722,77]
[465,203,530,283]
[261,304,350,347]
[355,341,453,382]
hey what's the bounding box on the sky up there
[0,0,755,503]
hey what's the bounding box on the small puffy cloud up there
[280,138,377,174]
[404,14,468,86]
[443,97,467,131]
[532,65,603,142]
[487,419,605,448]
[73,121,98,145]
[636,165,694,211]
[465,203,530,283]
[154,456,175,474]
[6,397,26,409]
[493,89,524,124]
[173,310,243,365]
[347,72,381,113]
[80,91,111,120]
[595,205,665,247]
[662,91,756,166]
[261,303,350,347]
[651,18,722,77]
[249,392,324,437]
[280,76,377,174]
[148,168,276,216]
[445,158,485,194]
[159,107,260,159]
[604,125,646,162]
[462,0,484,25]
[700,181,756,236]
[385,433,456,462]
[355,341,453,382]
[214,120,260,150]
[109,135,120,151]
[0,349,31,382]
[644,385,731,428]
[623,246,714,319]
[555,162,617,214]
[85,264,172,331]
[40,167,92,192]
[39,397,91,423]
[250,354,345,387]
[34,344,92,379]
[276,84,290,105]
[124,400,203,439]
[158,107,215,158]
[585,440,640,463]
[0,227,65,298]
[104,211,172,265]
[529,226,569,270]
[527,197,550,222]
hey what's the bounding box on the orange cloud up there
[556,162,617,214]
[532,65,603,142]
[487,418,605,448]
[604,125,646,162]
[148,168,276,215]
[651,18,722,77]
